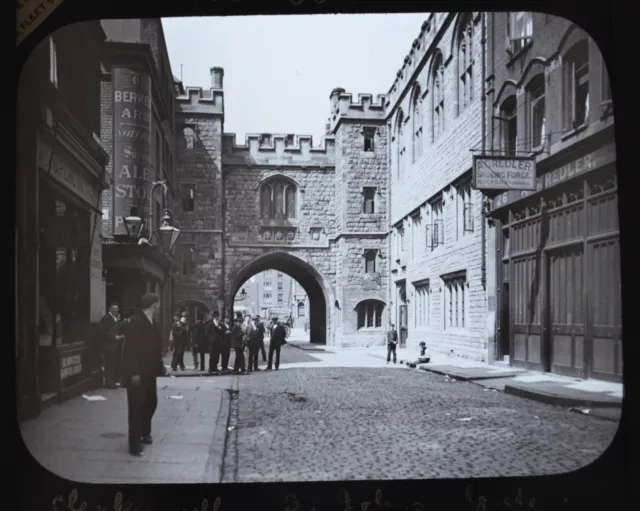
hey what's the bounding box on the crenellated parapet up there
[222,133,335,167]
[384,12,461,112]
[327,89,387,134]
[176,66,225,117]
[176,87,224,117]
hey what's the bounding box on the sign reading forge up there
[472,155,537,191]
[112,67,153,236]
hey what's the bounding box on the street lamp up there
[235,288,247,301]
[123,180,181,251]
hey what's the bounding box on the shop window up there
[38,183,90,345]
[506,12,533,55]
[356,300,385,329]
[500,95,518,156]
[363,187,376,214]
[527,74,546,150]
[564,39,590,130]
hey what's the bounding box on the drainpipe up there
[480,12,487,290]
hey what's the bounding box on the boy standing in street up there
[386,323,398,364]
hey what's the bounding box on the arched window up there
[183,127,196,149]
[297,301,305,318]
[396,109,405,179]
[563,39,590,130]
[260,178,297,220]
[356,300,385,329]
[411,86,423,162]
[526,74,546,150]
[457,15,474,113]
[500,95,518,156]
[431,53,445,140]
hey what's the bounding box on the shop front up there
[35,121,109,406]
[491,132,620,383]
[102,243,173,342]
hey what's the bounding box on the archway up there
[229,252,331,344]
[176,300,210,323]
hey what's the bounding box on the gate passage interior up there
[505,168,621,383]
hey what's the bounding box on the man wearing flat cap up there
[121,293,165,457]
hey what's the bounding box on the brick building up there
[485,13,618,381]
[16,22,110,419]
[384,13,493,361]
[99,19,179,344]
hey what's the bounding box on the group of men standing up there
[169,310,288,375]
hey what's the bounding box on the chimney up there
[210,67,224,89]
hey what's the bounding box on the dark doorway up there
[230,253,328,344]
[500,282,510,359]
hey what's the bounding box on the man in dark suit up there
[220,315,232,371]
[121,293,165,457]
[99,303,125,389]
[232,316,246,374]
[193,312,208,371]
[207,311,223,374]
[267,317,286,371]
[255,315,267,362]
[171,312,189,371]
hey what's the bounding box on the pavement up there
[358,346,624,421]
[20,377,234,484]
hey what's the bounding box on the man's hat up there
[139,293,159,309]
[271,316,278,321]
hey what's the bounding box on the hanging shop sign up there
[112,67,153,236]
[472,155,537,191]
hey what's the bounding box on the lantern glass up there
[158,224,181,252]
[123,215,144,241]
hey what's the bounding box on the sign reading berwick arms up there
[472,155,537,191]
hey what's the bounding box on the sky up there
[161,14,427,144]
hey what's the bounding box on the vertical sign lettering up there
[112,67,153,236]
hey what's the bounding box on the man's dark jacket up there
[98,313,120,352]
[270,324,287,348]
[193,320,206,352]
[121,312,165,386]
[231,323,244,350]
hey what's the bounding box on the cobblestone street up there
[21,345,619,484]
[221,360,619,482]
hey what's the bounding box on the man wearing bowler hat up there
[121,293,165,457]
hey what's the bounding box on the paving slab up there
[419,364,524,381]
[504,381,622,408]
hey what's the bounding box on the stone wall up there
[386,12,489,361]
[331,118,390,346]
[173,97,225,313]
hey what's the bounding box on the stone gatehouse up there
[173,67,390,346]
